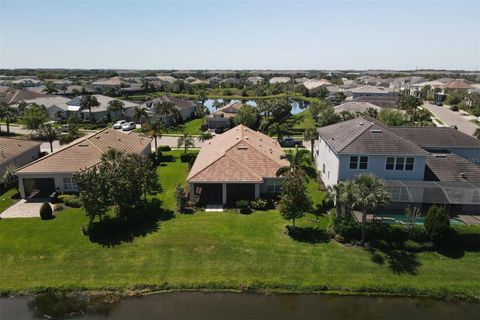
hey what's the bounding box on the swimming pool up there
[376,215,466,225]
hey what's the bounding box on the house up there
[0,138,41,177]
[246,76,264,85]
[351,96,398,108]
[11,96,72,120]
[207,101,243,129]
[15,129,152,199]
[90,77,123,92]
[351,85,398,99]
[157,75,176,84]
[66,94,140,121]
[0,87,46,105]
[187,125,289,205]
[333,101,382,114]
[269,77,291,84]
[302,79,332,90]
[141,96,196,124]
[314,117,480,214]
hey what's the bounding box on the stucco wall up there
[315,137,340,187]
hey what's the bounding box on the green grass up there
[0,152,479,300]
[167,118,204,135]
[290,109,315,135]
[0,188,17,213]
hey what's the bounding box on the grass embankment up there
[1,151,479,300]
[0,188,17,213]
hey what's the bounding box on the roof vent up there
[370,129,382,133]
[78,144,89,147]
[460,172,466,179]
[434,154,446,158]
[237,146,248,150]
[359,122,364,125]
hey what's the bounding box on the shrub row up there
[59,195,82,208]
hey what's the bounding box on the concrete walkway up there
[0,199,48,218]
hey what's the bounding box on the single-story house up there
[351,85,398,99]
[90,77,123,92]
[15,129,152,199]
[333,101,382,114]
[0,87,46,105]
[11,96,72,120]
[0,137,41,177]
[187,124,289,206]
[141,96,196,124]
[246,76,264,85]
[269,77,291,84]
[207,101,243,129]
[66,94,140,121]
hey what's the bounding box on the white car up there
[113,120,126,129]
[121,122,136,131]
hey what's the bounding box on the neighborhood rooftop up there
[0,137,42,167]
[425,153,480,182]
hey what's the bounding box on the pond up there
[1,292,479,319]
[203,99,306,115]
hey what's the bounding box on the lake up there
[1,292,479,319]
[203,99,306,115]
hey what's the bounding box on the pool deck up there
[457,215,480,225]
[352,211,479,225]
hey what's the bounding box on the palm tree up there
[177,132,195,154]
[268,122,290,141]
[276,145,316,179]
[326,180,356,218]
[37,123,58,153]
[303,127,319,160]
[147,120,165,151]
[80,95,100,120]
[107,99,125,121]
[212,100,223,110]
[351,175,390,243]
[198,131,213,142]
[0,103,16,135]
[195,104,209,125]
[133,106,149,124]
[154,101,180,126]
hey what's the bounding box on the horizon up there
[1,0,479,70]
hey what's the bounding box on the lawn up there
[290,109,315,135]
[167,118,204,135]
[0,188,17,213]
[0,151,479,300]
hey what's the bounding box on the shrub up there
[452,225,480,250]
[174,183,186,213]
[59,195,82,208]
[39,202,53,220]
[235,200,251,214]
[331,218,361,241]
[250,199,268,211]
[425,205,451,244]
[158,145,171,151]
[150,150,163,165]
[180,153,197,163]
[53,204,64,212]
[59,134,76,145]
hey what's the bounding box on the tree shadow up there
[288,226,330,244]
[384,250,421,275]
[436,247,465,259]
[87,199,174,247]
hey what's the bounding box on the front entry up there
[226,184,255,205]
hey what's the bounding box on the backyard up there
[0,151,479,300]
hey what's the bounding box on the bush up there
[331,218,361,241]
[158,145,171,151]
[53,204,64,212]
[250,199,268,211]
[39,202,53,220]
[59,134,76,145]
[180,153,197,163]
[150,150,163,165]
[452,225,480,250]
[425,205,451,244]
[59,195,82,208]
[235,200,251,214]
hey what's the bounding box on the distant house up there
[269,77,291,84]
[187,125,289,205]
[157,75,176,84]
[15,129,152,199]
[333,101,382,114]
[351,85,397,99]
[302,79,332,90]
[314,117,480,214]
[0,138,41,177]
[90,77,123,92]
[207,101,243,129]
[246,76,264,85]
[11,96,72,120]
[0,87,46,105]
[142,96,196,124]
[66,94,139,121]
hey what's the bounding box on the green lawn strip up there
[0,188,17,213]
[167,118,204,135]
[0,152,479,300]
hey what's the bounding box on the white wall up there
[315,138,340,187]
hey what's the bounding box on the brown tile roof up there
[187,125,289,183]
[209,101,242,119]
[443,79,475,90]
[318,117,429,155]
[0,138,42,167]
[0,88,46,105]
[148,96,196,111]
[15,129,152,174]
[425,153,480,182]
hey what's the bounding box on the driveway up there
[422,102,479,136]
[0,199,48,219]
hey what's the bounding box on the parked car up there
[121,122,136,131]
[113,120,126,129]
[206,129,217,136]
[451,105,459,112]
[279,137,302,148]
[59,125,69,133]
[435,102,443,106]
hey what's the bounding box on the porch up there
[189,182,260,206]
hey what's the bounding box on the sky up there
[0,0,479,70]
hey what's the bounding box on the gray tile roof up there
[387,127,480,149]
[425,153,480,182]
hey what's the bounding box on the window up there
[349,156,368,170]
[349,156,358,169]
[405,158,415,171]
[63,177,78,191]
[322,163,326,174]
[386,157,395,170]
[386,157,415,171]
[359,156,368,169]
[266,179,282,193]
[395,157,405,171]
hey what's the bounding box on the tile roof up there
[351,85,395,94]
[209,101,242,119]
[425,153,480,182]
[318,117,429,155]
[12,96,71,111]
[0,88,46,105]
[187,125,289,183]
[0,138,42,167]
[145,96,196,111]
[333,101,381,113]
[16,129,151,174]
[387,127,480,149]
[66,94,139,112]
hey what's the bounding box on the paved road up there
[422,102,479,136]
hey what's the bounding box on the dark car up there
[435,102,443,106]
[451,105,459,111]
[279,137,302,148]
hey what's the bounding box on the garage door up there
[34,178,55,197]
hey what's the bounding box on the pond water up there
[1,292,479,319]
[203,99,306,115]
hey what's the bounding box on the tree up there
[133,106,149,124]
[474,128,480,140]
[37,123,58,153]
[351,175,390,243]
[303,127,318,159]
[147,120,165,151]
[79,95,100,120]
[1,165,19,194]
[174,183,187,213]
[107,99,125,121]
[42,81,58,94]
[194,104,209,126]
[445,92,462,106]
[378,109,409,126]
[279,169,312,227]
[404,205,421,240]
[154,101,181,126]
[74,167,110,224]
[317,107,341,127]
[177,132,195,153]
[276,145,316,179]
[0,103,17,135]
[398,94,421,110]
[425,205,451,244]
[326,180,356,218]
[198,131,213,142]
[233,105,259,129]
[309,99,330,121]
[268,122,290,141]
[22,103,47,130]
